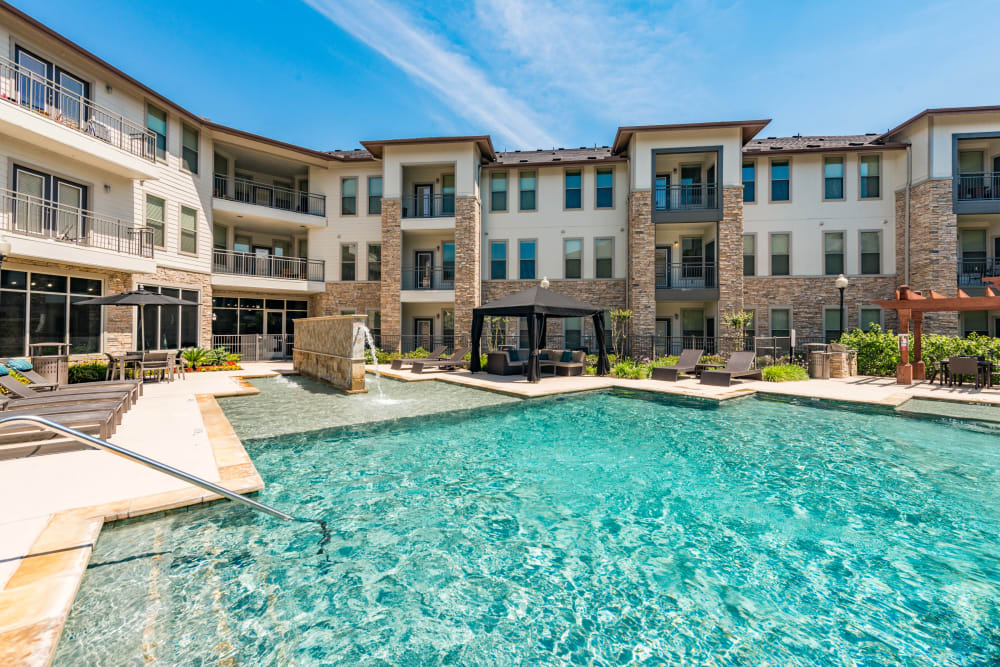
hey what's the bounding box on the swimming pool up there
[55,386,1000,664]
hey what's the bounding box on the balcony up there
[955,172,1000,214]
[212,174,326,227]
[1,187,153,271]
[400,265,454,302]
[957,257,1000,291]
[0,56,159,179]
[400,193,456,231]
[655,261,719,301]
[211,249,325,292]
[655,184,718,211]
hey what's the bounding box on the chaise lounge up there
[651,349,704,381]
[390,346,448,370]
[699,351,762,387]
[410,347,471,374]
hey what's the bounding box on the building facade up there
[2,3,999,360]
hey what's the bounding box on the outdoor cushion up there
[539,352,548,360]
[560,351,572,363]
[0,365,8,376]
[6,359,32,372]
[508,349,520,362]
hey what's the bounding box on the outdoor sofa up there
[538,349,586,376]
[486,349,530,375]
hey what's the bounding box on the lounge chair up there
[651,349,704,381]
[390,346,448,370]
[699,351,762,387]
[410,347,471,374]
[3,359,142,399]
[1,393,128,424]
[0,374,139,408]
[0,398,117,441]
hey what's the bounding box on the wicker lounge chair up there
[651,349,704,381]
[390,346,448,370]
[486,349,528,375]
[699,351,761,387]
[410,347,471,374]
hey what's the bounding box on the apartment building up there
[1,2,998,360]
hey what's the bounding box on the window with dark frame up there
[341,178,357,215]
[823,231,844,275]
[742,160,755,202]
[860,308,881,331]
[565,170,582,209]
[519,240,535,280]
[368,176,382,215]
[367,243,381,281]
[824,308,842,343]
[743,234,755,276]
[341,243,356,281]
[0,270,103,356]
[595,168,614,208]
[824,156,843,199]
[771,309,790,337]
[770,233,790,275]
[770,159,790,201]
[140,284,199,350]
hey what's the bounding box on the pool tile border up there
[0,373,275,666]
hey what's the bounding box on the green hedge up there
[68,362,109,384]
[837,325,1000,376]
[761,364,809,382]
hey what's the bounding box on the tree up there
[609,308,632,358]
[722,310,754,339]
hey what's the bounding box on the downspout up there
[904,142,912,285]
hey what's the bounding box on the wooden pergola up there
[874,280,1000,384]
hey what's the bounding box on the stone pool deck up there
[1,361,994,664]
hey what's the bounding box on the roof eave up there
[611,119,772,155]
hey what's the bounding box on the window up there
[743,234,756,276]
[958,150,984,174]
[367,176,382,215]
[860,307,882,331]
[490,241,507,279]
[443,309,455,347]
[145,194,165,248]
[960,229,987,274]
[595,168,614,208]
[442,242,455,283]
[341,243,356,281]
[0,270,103,355]
[519,240,536,280]
[213,224,227,250]
[490,172,507,211]
[859,155,880,198]
[771,308,790,337]
[212,297,305,337]
[367,243,381,281]
[340,309,356,315]
[860,231,881,274]
[367,310,381,341]
[181,124,199,173]
[824,156,843,199]
[770,233,790,275]
[742,160,756,203]
[770,159,790,201]
[341,178,357,215]
[297,238,308,258]
[180,206,197,255]
[824,308,842,343]
[824,231,844,275]
[595,238,613,278]
[564,317,582,350]
[565,170,582,209]
[519,171,536,211]
[963,311,989,337]
[564,238,582,279]
[146,105,167,160]
[141,285,199,349]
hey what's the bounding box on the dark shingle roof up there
[327,148,375,161]
[492,146,623,167]
[743,134,905,154]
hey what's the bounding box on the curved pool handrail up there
[0,414,293,521]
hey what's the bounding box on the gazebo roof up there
[474,286,606,318]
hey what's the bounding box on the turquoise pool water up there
[56,390,1000,665]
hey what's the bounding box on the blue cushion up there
[507,349,519,362]
[539,352,548,361]
[6,359,32,372]
[560,351,572,363]
[0,365,8,376]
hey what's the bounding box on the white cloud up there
[303,0,559,149]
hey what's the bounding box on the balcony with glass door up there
[654,235,719,301]
[400,167,456,230]
[652,149,722,223]
[954,138,1000,214]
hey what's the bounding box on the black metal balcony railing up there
[401,265,455,290]
[957,257,1000,287]
[401,193,455,218]
[956,172,1000,202]
[213,174,326,217]
[0,55,156,162]
[212,249,325,281]
[655,261,717,289]
[654,183,718,211]
[1,188,154,257]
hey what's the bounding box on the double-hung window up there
[147,105,167,160]
[743,234,756,276]
[519,172,536,211]
[594,238,613,278]
[824,156,843,199]
[771,309,791,337]
[564,239,582,279]
[860,307,882,331]
[595,168,614,208]
[341,243,356,281]
[341,178,357,215]
[179,206,198,255]
[770,159,790,201]
[519,240,536,280]
[860,231,881,274]
[565,170,582,209]
[860,155,880,198]
[367,243,381,281]
[367,176,382,215]
[181,124,199,173]
[770,233,790,275]
[490,241,507,279]
[742,160,756,202]
[145,195,165,248]
[490,172,507,211]
[823,231,844,275]
[824,308,842,343]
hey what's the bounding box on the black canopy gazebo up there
[469,286,611,382]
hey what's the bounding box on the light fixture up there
[835,274,849,339]
[104,184,111,193]
[105,84,112,94]
[540,276,550,289]
[0,234,11,269]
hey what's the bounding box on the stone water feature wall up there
[292,314,368,392]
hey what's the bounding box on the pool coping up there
[0,372,275,666]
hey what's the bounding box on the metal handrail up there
[0,414,293,521]
[956,171,1000,201]
[401,264,455,290]
[213,174,326,216]
[653,183,718,210]
[0,55,156,161]
[654,260,717,289]
[401,193,456,218]
[212,248,325,281]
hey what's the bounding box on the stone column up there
[454,195,482,341]
[380,197,402,350]
[104,271,134,354]
[627,189,655,336]
[717,186,745,334]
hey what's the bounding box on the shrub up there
[611,358,649,379]
[837,325,1000,376]
[182,347,210,368]
[68,362,109,384]
[762,364,809,382]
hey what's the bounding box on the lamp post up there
[835,274,849,339]
[0,235,11,272]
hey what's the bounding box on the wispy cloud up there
[303,0,558,149]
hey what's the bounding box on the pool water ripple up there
[55,388,1000,665]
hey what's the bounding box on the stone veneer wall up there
[454,196,482,337]
[481,279,627,338]
[743,275,899,340]
[717,186,745,332]
[626,189,655,335]
[380,198,402,345]
[134,266,213,349]
[291,314,367,392]
[894,179,959,335]
[308,281,381,317]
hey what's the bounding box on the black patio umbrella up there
[74,287,199,351]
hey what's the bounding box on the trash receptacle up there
[808,350,830,379]
[29,342,70,386]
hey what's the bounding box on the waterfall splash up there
[355,324,390,401]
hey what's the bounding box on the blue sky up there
[12,0,1000,151]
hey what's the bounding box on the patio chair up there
[410,347,471,374]
[651,349,704,382]
[390,346,448,370]
[699,351,761,387]
[4,358,142,399]
[948,356,981,389]
[140,351,171,382]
